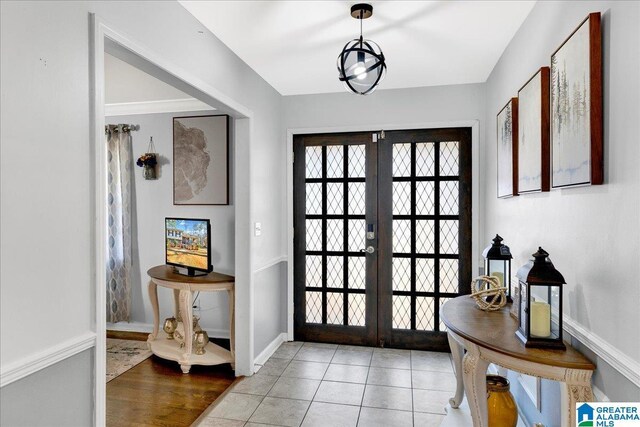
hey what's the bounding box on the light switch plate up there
[254,222,262,236]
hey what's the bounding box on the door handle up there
[360,246,375,254]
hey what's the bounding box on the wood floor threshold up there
[107,330,149,341]
[106,332,235,427]
[107,329,232,349]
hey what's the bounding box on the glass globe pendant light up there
[337,3,386,95]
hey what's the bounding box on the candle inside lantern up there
[530,300,551,337]
[491,271,504,287]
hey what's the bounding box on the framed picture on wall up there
[551,12,603,188]
[497,97,519,198]
[173,115,229,205]
[517,67,550,194]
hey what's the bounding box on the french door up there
[293,128,471,351]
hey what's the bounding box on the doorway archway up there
[90,14,255,426]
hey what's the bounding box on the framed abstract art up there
[518,67,550,194]
[497,97,519,198]
[173,115,230,205]
[550,12,603,188]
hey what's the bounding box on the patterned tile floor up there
[195,342,455,427]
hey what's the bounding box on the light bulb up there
[353,62,366,76]
[356,72,368,80]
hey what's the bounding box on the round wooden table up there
[146,265,235,373]
[441,296,595,427]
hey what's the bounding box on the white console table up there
[146,265,235,374]
[441,296,595,427]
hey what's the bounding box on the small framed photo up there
[518,67,550,194]
[173,115,229,205]
[497,98,519,198]
[551,12,603,188]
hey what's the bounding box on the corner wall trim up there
[0,332,96,388]
[105,98,213,116]
[254,256,287,274]
[564,315,640,388]
[253,333,287,368]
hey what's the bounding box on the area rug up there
[106,338,152,382]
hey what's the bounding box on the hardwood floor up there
[106,331,236,427]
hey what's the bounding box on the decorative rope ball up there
[470,275,507,311]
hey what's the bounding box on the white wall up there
[1,0,285,411]
[105,53,194,104]
[254,262,288,355]
[283,83,485,130]
[1,1,94,368]
[106,111,235,336]
[482,0,640,419]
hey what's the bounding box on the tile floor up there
[196,342,455,427]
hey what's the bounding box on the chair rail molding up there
[254,255,287,274]
[0,332,96,388]
[564,314,640,388]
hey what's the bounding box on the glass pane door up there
[293,128,471,351]
[377,128,472,351]
[293,133,378,346]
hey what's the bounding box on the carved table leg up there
[447,332,465,408]
[227,288,235,370]
[172,289,181,322]
[147,280,159,342]
[179,289,193,374]
[560,369,594,427]
[463,344,490,427]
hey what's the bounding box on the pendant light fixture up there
[337,3,386,95]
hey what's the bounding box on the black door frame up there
[292,128,472,350]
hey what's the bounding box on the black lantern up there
[337,3,386,95]
[515,247,566,350]
[482,235,513,302]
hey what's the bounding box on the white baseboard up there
[253,333,287,369]
[593,384,610,402]
[107,321,230,339]
[563,315,640,388]
[0,332,96,388]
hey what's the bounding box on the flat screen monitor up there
[165,217,212,276]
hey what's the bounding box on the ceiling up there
[179,1,536,96]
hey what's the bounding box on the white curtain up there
[106,127,132,323]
